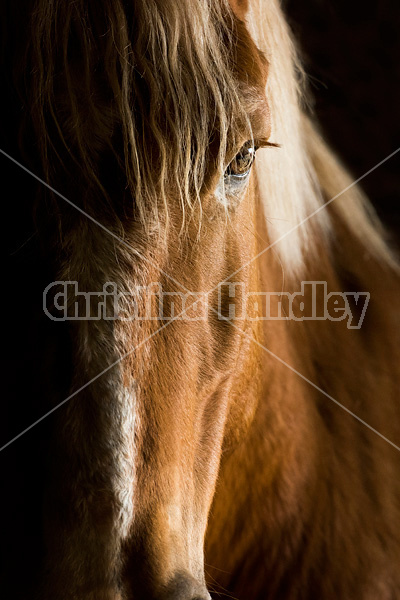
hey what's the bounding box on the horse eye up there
[225,142,256,180]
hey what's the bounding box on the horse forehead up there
[228,0,249,21]
[228,7,270,133]
[228,5,269,88]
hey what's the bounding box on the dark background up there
[285,0,400,240]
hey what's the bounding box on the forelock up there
[23,0,258,231]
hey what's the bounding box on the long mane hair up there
[247,0,397,274]
[3,0,396,275]
[5,0,255,235]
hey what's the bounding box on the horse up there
[1,0,399,599]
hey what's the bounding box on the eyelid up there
[225,138,280,167]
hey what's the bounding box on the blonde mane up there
[248,0,397,276]
[21,0,252,234]
[9,0,397,273]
